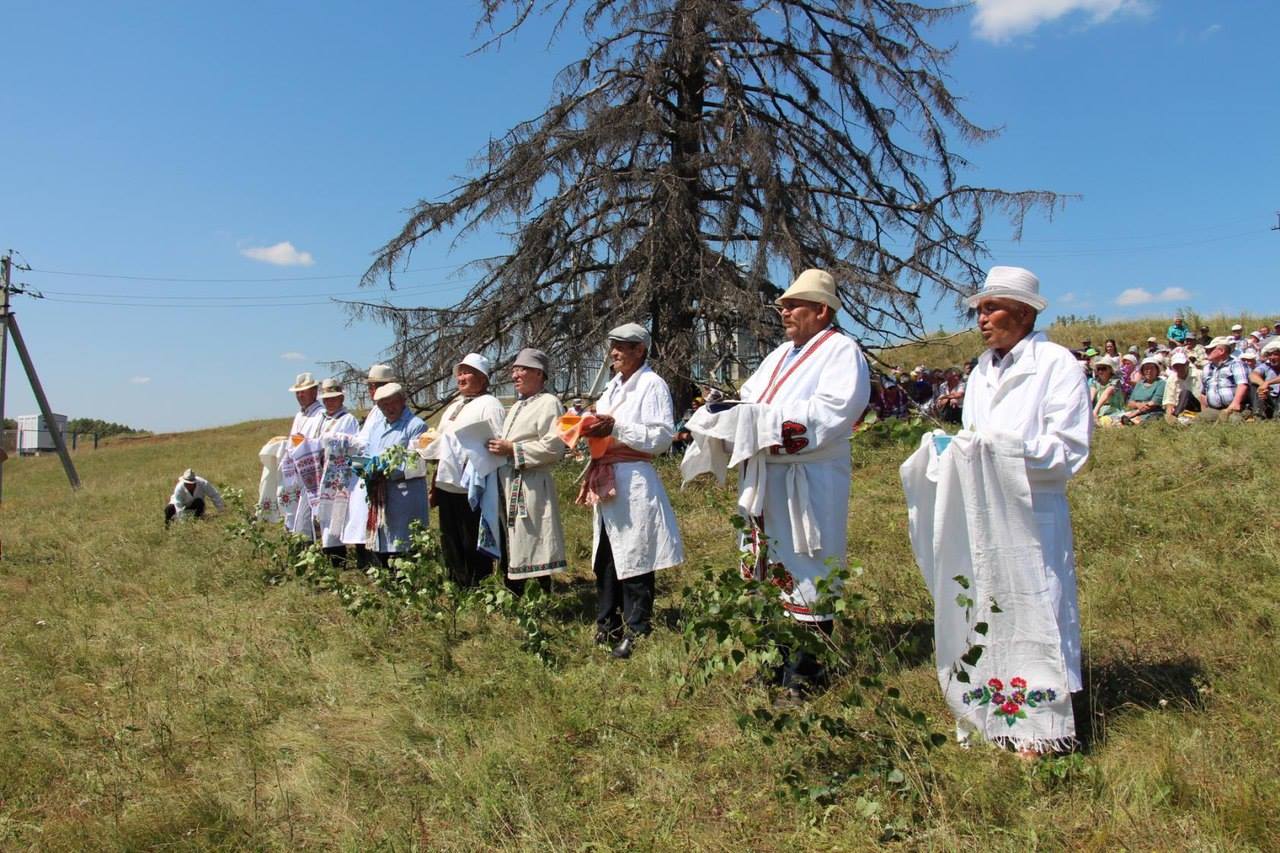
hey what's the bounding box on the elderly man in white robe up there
[695,269,869,694]
[342,364,396,566]
[486,347,567,592]
[280,372,326,529]
[433,353,506,587]
[901,266,1091,757]
[577,323,684,660]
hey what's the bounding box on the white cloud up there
[1200,23,1222,39]
[240,241,315,267]
[129,376,151,384]
[973,0,1151,42]
[1114,286,1191,306]
[1059,291,1077,305]
[280,351,307,362]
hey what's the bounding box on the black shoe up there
[611,635,638,659]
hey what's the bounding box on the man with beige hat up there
[280,372,327,529]
[733,268,869,694]
[901,265,1090,756]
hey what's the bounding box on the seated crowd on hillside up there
[867,316,1280,427]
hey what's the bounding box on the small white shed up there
[16,413,68,455]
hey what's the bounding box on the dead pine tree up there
[349,0,1059,412]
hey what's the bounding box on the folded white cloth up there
[680,402,780,515]
[901,430,1076,751]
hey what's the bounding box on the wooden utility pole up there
[0,251,80,503]
[0,254,11,501]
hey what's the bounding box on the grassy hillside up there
[0,409,1277,850]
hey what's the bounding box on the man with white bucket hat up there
[433,353,506,587]
[901,266,1091,757]
[165,468,224,527]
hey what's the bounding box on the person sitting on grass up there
[1249,340,1280,420]
[165,468,224,527]
[1120,358,1167,425]
[1088,357,1125,424]
[1119,352,1138,395]
[1162,352,1202,424]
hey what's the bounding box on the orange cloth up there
[557,414,653,505]
[556,413,613,458]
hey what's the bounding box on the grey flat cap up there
[608,322,651,349]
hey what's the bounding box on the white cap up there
[372,382,404,402]
[965,266,1046,312]
[1231,323,1243,331]
[456,353,491,378]
[1140,356,1163,369]
[1092,356,1119,371]
[1207,335,1236,350]
[1263,339,1280,355]
[181,468,197,483]
[1242,348,1259,360]
[1170,352,1189,366]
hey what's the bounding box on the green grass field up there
[2,381,1278,849]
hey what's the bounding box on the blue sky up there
[1,1,1275,431]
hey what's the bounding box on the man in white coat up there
[281,372,326,529]
[901,266,1090,756]
[736,269,869,692]
[342,364,396,566]
[579,323,684,659]
[433,353,506,587]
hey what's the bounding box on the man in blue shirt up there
[1166,315,1188,345]
[1249,341,1280,420]
[1199,336,1249,423]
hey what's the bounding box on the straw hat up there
[319,378,344,400]
[367,364,395,383]
[776,268,840,311]
[288,372,319,392]
[1092,356,1119,372]
[181,468,197,483]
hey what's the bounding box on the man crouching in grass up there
[165,468,224,527]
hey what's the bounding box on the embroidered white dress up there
[293,407,363,537]
[497,392,568,579]
[736,327,870,622]
[280,401,326,529]
[593,365,684,579]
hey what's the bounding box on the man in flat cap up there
[734,268,869,694]
[434,353,506,587]
[341,364,397,562]
[577,322,684,659]
[902,266,1090,756]
[486,348,568,590]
